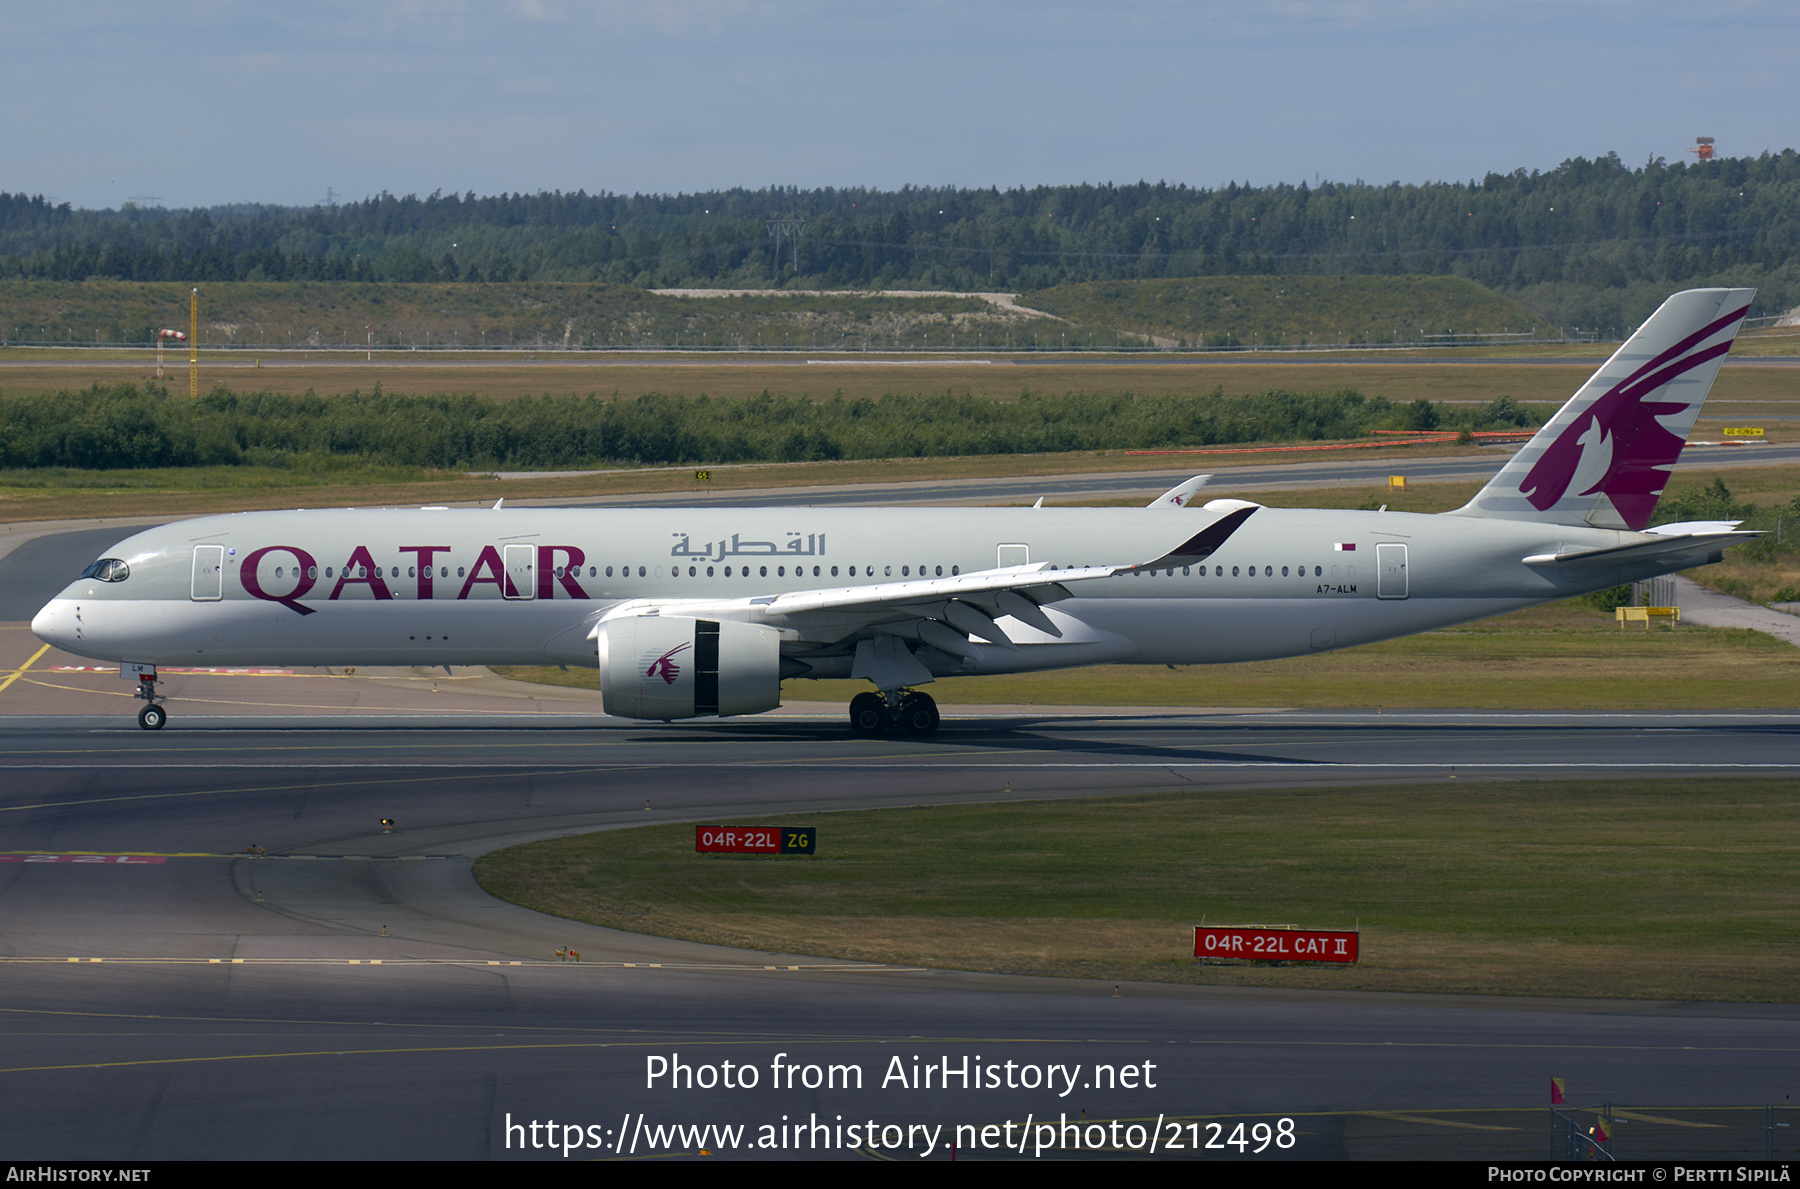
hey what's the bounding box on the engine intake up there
[596,615,784,720]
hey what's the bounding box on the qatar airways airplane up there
[32,288,1757,734]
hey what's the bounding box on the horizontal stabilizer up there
[1522,526,1758,570]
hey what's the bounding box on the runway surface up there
[4,473,1800,1161]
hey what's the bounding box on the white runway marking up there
[0,956,922,971]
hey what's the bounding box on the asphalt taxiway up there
[3,494,1799,1160]
[1,641,1797,1159]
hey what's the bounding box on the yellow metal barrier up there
[1616,606,1680,629]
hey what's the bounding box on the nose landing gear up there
[848,688,939,736]
[133,671,167,731]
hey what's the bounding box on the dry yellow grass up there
[1,348,1791,410]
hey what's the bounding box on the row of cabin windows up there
[661,563,961,579]
[266,563,967,581]
[1127,564,1331,578]
[266,562,1341,582]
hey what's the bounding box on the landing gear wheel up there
[899,692,940,736]
[849,692,886,736]
[137,704,167,731]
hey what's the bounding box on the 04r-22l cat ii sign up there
[33,289,1758,735]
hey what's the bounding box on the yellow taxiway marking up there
[0,765,627,814]
[19,677,136,699]
[1361,1111,1516,1131]
[1608,1109,1726,1129]
[0,1039,639,1074]
[0,644,51,696]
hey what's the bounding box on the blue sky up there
[8,1,1794,209]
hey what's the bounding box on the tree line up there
[2,151,1797,325]
[0,384,1540,472]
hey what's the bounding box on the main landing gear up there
[134,672,167,731]
[848,689,940,737]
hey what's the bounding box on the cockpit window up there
[79,558,131,582]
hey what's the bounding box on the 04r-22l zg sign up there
[695,826,817,855]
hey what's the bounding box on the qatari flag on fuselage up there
[1332,542,1356,551]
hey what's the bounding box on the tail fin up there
[1450,288,1754,530]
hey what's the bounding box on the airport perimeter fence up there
[0,332,1622,354]
[1632,577,1678,608]
[1548,1104,1796,1163]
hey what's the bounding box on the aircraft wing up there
[592,505,1258,657]
[746,503,1255,615]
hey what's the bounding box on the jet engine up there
[596,615,784,720]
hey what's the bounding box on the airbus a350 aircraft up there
[32,288,1757,733]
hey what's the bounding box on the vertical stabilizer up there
[1450,288,1753,530]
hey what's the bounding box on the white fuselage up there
[31,503,1662,680]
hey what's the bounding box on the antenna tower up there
[765,219,808,281]
[189,288,198,399]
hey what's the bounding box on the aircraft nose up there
[31,599,72,649]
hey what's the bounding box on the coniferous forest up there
[3,151,1797,330]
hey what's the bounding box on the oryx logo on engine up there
[645,643,690,685]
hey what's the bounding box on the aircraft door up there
[191,545,224,601]
[997,543,1029,568]
[503,543,535,600]
[1377,543,1408,599]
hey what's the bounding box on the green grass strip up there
[475,779,1800,1003]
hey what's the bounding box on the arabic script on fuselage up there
[670,532,825,561]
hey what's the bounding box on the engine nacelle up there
[596,615,783,720]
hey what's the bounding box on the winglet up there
[1147,474,1212,509]
[1127,504,1257,570]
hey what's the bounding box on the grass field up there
[471,779,1800,1001]
[0,343,1789,523]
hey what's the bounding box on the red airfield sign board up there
[695,826,816,855]
[1194,925,1359,964]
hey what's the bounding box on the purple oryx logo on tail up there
[1519,301,1748,530]
[646,643,691,686]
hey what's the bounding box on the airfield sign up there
[1194,925,1359,964]
[696,826,816,855]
